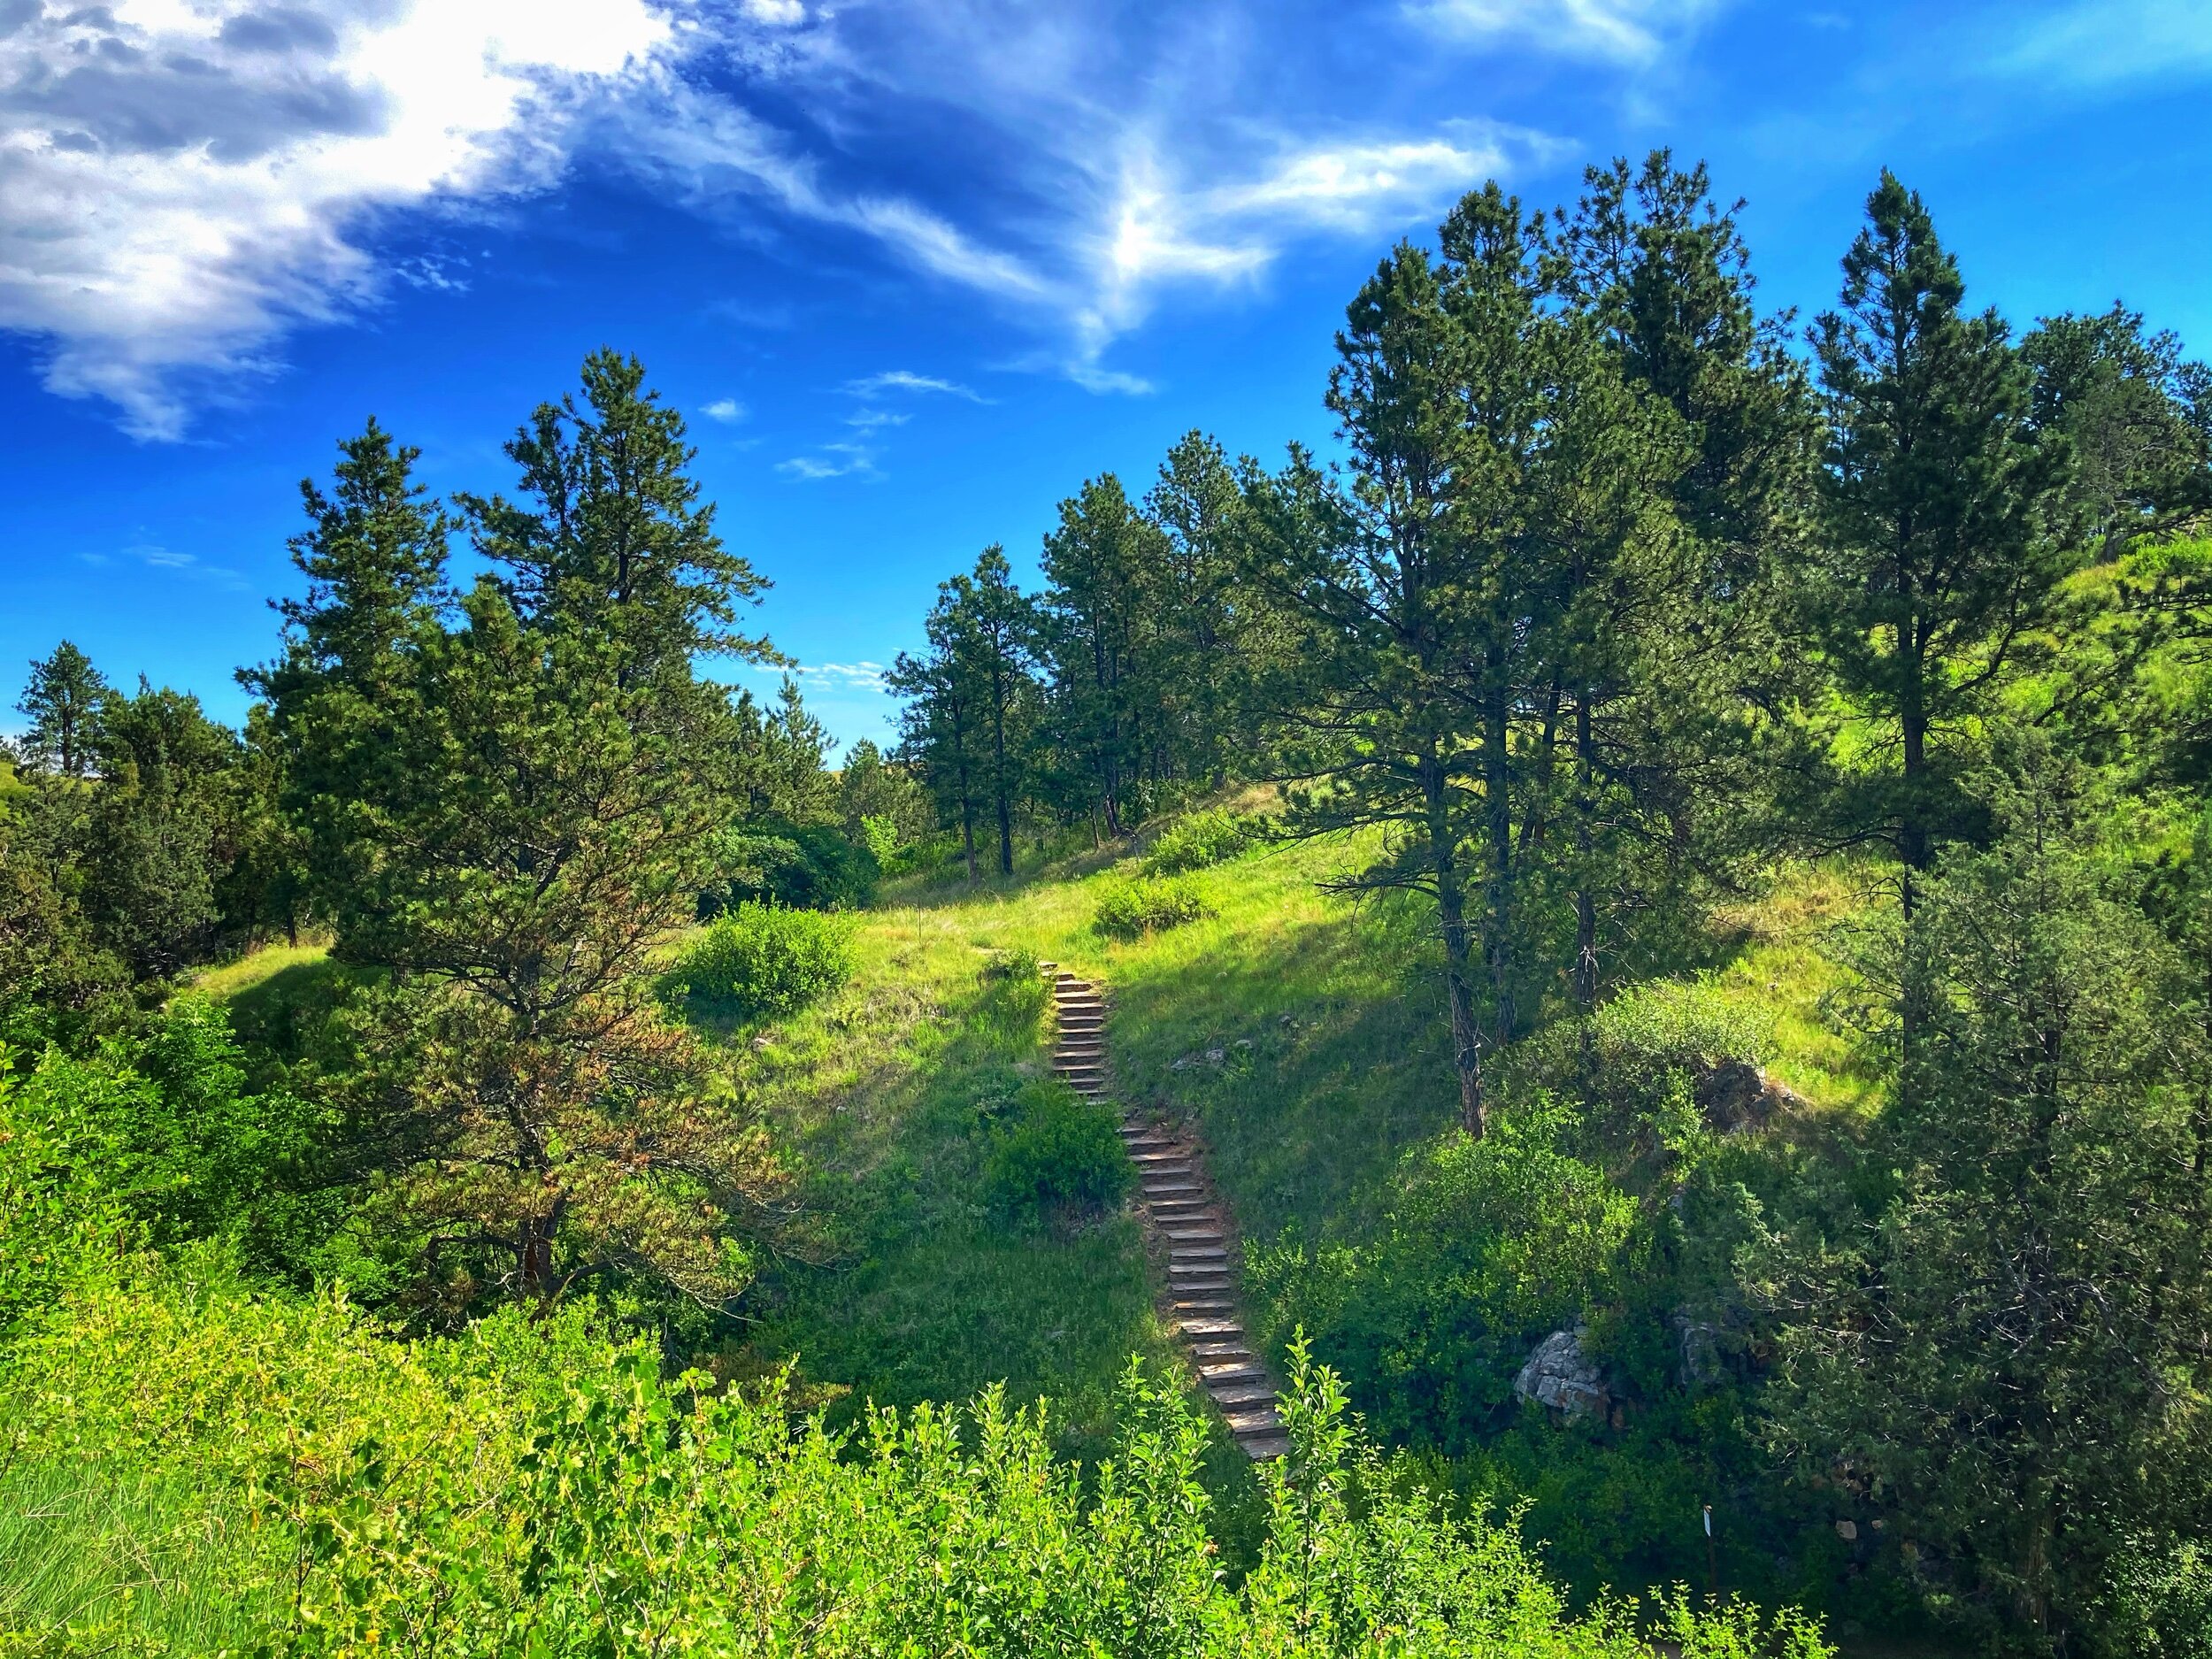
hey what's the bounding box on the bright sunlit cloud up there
[0,0,674,438]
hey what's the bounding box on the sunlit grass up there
[0,1458,281,1651]
[185,938,331,1002]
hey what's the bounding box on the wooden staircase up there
[1041,964,1288,1461]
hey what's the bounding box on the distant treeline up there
[889,156,2210,1130]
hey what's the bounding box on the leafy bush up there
[981,1079,1133,1225]
[1502,978,1773,1148]
[0,1271,1836,1659]
[663,902,853,1020]
[1095,873,1213,940]
[704,818,878,912]
[1140,808,1261,876]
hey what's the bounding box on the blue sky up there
[2,0,2208,755]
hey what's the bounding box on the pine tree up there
[1147,432,1284,788]
[458,348,772,674]
[887,638,984,882]
[1038,476,1166,837]
[1760,756,2212,1649]
[1808,171,2071,905]
[13,641,109,780]
[262,364,793,1316]
[1248,190,1561,1135]
[78,680,241,979]
[1543,151,1815,1010]
[273,419,452,687]
[2022,303,2212,553]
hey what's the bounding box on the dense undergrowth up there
[0,1247,1830,1659]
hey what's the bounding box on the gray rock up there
[1513,1326,1608,1419]
[1692,1059,1801,1133]
[1205,1048,1225,1065]
[1675,1312,1724,1388]
[1233,1038,1254,1050]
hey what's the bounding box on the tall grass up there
[0,1458,279,1650]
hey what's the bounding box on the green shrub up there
[1140,808,1260,876]
[981,1080,1133,1225]
[0,1275,1837,1659]
[1095,873,1213,940]
[664,902,853,1020]
[1505,979,1773,1147]
[704,818,878,912]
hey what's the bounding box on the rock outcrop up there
[1514,1326,1608,1418]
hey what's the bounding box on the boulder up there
[1513,1326,1608,1419]
[1692,1060,1801,1133]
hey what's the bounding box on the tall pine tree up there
[1807,170,2070,906]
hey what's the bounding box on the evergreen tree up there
[273,419,452,687]
[887,637,984,882]
[2023,303,2212,553]
[837,738,930,856]
[77,680,242,979]
[1248,189,1568,1134]
[262,363,791,1316]
[1038,476,1166,837]
[457,348,771,672]
[1543,151,1816,1008]
[897,549,1041,879]
[1806,171,2071,905]
[1147,432,1286,788]
[1759,757,2212,1652]
[13,641,109,780]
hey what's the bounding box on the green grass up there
[0,1458,280,1650]
[184,939,332,1003]
[692,908,1184,1463]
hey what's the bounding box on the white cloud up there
[0,0,672,437]
[605,9,1536,399]
[845,369,985,400]
[744,659,889,689]
[0,0,1557,428]
[1994,0,2212,87]
[1063,129,1509,387]
[1409,0,1717,63]
[701,396,746,421]
[845,408,909,430]
[776,441,879,480]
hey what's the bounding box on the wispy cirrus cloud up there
[1408,0,1721,63]
[1993,0,2212,87]
[0,0,1586,434]
[741,658,888,689]
[776,441,879,481]
[845,369,986,401]
[83,541,250,590]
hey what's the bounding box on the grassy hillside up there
[188,821,1896,1616]
[196,822,1884,1444]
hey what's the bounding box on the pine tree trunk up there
[1482,672,1518,1046]
[1422,741,1486,1136]
[1573,691,1598,1017]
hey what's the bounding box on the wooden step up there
[1174,1317,1243,1338]
[1196,1362,1266,1386]
[1222,1406,1283,1434]
[1190,1341,1254,1362]
[1208,1380,1278,1408]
